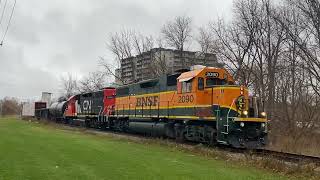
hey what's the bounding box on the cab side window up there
[198,77,204,90]
[182,80,192,93]
[106,95,116,99]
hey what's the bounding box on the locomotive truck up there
[36,66,268,148]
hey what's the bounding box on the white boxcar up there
[22,102,35,117]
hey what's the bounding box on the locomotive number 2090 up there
[178,95,194,103]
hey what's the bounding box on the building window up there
[198,77,204,90]
[182,80,192,93]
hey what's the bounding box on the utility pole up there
[0,101,3,117]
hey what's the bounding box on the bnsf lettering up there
[136,96,159,107]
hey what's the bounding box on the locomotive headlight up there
[240,122,245,127]
[243,110,248,116]
[261,112,266,117]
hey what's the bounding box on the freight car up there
[35,101,67,121]
[36,66,268,148]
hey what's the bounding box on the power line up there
[0,0,15,46]
[0,0,7,27]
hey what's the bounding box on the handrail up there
[97,106,103,122]
[102,105,109,116]
[225,98,238,134]
[227,98,236,119]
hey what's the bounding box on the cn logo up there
[83,100,92,111]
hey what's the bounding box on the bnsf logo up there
[136,96,159,107]
[206,72,219,78]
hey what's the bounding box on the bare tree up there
[221,0,286,117]
[255,0,285,116]
[161,15,192,52]
[208,16,255,86]
[197,26,217,54]
[60,73,78,98]
[108,29,154,58]
[156,36,165,49]
[132,31,154,55]
[272,0,320,137]
[103,29,135,85]
[78,72,107,93]
[99,56,125,85]
[0,97,21,116]
[108,29,133,60]
[102,29,156,84]
[276,0,320,97]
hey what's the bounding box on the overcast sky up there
[0,0,233,101]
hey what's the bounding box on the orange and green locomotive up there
[109,66,268,148]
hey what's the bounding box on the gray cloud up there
[0,45,59,100]
[0,0,233,100]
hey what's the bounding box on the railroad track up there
[211,144,320,166]
[255,149,320,165]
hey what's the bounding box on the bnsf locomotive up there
[36,66,268,148]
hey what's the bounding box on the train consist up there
[35,66,268,148]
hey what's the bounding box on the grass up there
[268,133,320,157]
[0,117,299,180]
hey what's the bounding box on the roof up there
[177,68,204,82]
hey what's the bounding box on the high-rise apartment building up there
[115,48,223,85]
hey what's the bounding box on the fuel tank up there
[128,122,174,137]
